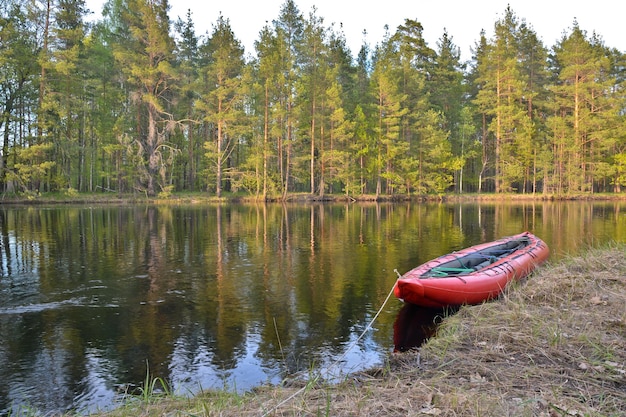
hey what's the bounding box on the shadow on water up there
[393,303,459,352]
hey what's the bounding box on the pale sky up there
[84,0,624,61]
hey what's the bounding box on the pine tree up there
[549,22,620,193]
[174,10,200,191]
[468,30,493,193]
[473,7,534,193]
[197,14,245,198]
[429,30,468,191]
[297,7,327,195]
[370,37,408,196]
[354,41,374,194]
[47,0,88,191]
[254,23,282,200]
[273,0,304,198]
[323,30,356,195]
[516,20,549,193]
[111,0,178,196]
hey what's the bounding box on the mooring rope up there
[261,274,399,416]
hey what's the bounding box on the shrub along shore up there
[70,245,626,416]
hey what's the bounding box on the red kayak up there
[394,232,549,308]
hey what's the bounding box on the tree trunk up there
[216,98,223,198]
[263,83,269,200]
[146,104,159,196]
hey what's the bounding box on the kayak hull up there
[394,232,549,308]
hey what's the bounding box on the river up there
[1,201,624,414]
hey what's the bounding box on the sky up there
[84,0,624,61]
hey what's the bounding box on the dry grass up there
[94,245,626,417]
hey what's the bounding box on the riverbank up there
[2,190,626,205]
[84,245,625,416]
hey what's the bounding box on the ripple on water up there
[0,297,120,315]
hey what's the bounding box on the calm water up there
[1,201,625,414]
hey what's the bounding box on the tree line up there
[1,0,625,199]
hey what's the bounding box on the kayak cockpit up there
[421,236,531,278]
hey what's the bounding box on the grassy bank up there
[79,245,626,417]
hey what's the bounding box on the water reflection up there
[0,201,625,414]
[393,304,458,352]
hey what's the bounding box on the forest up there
[1,0,625,199]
